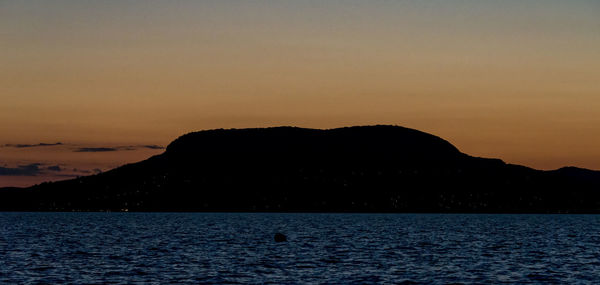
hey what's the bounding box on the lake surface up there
[1,213,599,284]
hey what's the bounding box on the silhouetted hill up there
[1,125,599,212]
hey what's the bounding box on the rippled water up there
[1,213,599,284]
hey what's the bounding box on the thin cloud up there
[0,162,104,179]
[47,165,62,172]
[72,168,102,174]
[142,145,165,150]
[4,142,63,148]
[75,147,119,152]
[0,163,43,176]
[73,145,164,152]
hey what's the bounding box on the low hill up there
[1,125,599,212]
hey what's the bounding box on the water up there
[1,213,599,284]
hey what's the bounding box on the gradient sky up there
[1,0,599,187]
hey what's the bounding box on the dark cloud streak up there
[143,145,165,150]
[0,163,101,177]
[3,142,164,151]
[0,163,43,176]
[73,145,164,152]
[4,142,63,148]
[47,165,62,172]
[75,147,118,152]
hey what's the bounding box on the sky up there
[1,0,599,187]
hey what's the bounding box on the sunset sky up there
[1,0,599,187]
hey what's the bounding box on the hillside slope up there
[1,125,599,212]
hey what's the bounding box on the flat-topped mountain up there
[1,125,599,212]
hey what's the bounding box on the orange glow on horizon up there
[1,1,599,186]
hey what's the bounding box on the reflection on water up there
[1,213,599,284]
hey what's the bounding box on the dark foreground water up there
[1,213,599,284]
